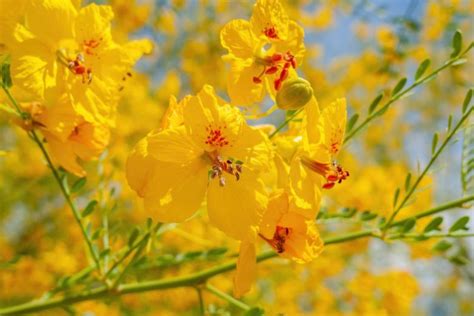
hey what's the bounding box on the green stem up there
[195,287,205,316]
[2,86,101,270]
[269,107,304,139]
[105,223,161,279]
[0,198,471,315]
[205,284,250,311]
[1,85,25,118]
[388,232,474,240]
[383,105,473,233]
[391,195,474,226]
[0,231,365,315]
[31,130,101,270]
[344,45,473,144]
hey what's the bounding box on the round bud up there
[276,78,313,110]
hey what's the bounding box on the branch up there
[1,85,101,270]
[344,44,473,144]
[383,104,474,233]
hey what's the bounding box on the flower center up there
[301,158,349,189]
[67,53,93,84]
[260,226,292,253]
[253,51,296,90]
[83,38,103,55]
[205,125,229,147]
[263,25,278,39]
[208,154,243,187]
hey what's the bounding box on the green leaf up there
[368,94,383,114]
[146,217,153,229]
[360,211,377,221]
[449,216,469,232]
[393,188,400,208]
[82,200,98,217]
[431,133,439,154]
[71,177,87,194]
[424,217,443,233]
[462,89,472,113]
[404,173,411,191]
[401,218,416,233]
[449,255,469,265]
[1,61,12,89]
[91,228,103,240]
[447,115,453,131]
[346,113,359,132]
[340,208,357,218]
[433,240,452,252]
[128,228,140,247]
[207,247,228,256]
[99,248,110,259]
[451,58,467,66]
[451,30,463,57]
[245,307,265,316]
[392,78,407,96]
[415,59,430,81]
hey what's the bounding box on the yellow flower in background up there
[127,85,271,241]
[220,0,305,106]
[6,0,152,125]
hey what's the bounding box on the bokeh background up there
[1,0,473,315]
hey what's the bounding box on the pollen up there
[67,53,93,84]
[209,155,243,187]
[253,52,296,91]
[260,226,292,253]
[205,125,229,147]
[263,25,278,39]
[83,37,103,55]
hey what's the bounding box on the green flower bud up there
[276,78,313,110]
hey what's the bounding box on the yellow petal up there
[320,97,347,155]
[71,121,110,161]
[259,190,288,239]
[10,39,55,100]
[183,85,243,151]
[221,123,271,171]
[143,159,208,223]
[26,0,76,45]
[207,168,266,241]
[44,132,86,177]
[227,62,265,106]
[75,4,114,47]
[126,137,158,197]
[147,126,204,164]
[288,156,321,219]
[233,241,257,298]
[279,212,324,263]
[220,19,255,60]
[250,0,289,40]
[303,96,321,144]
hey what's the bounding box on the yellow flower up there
[126,85,271,241]
[7,0,152,125]
[233,241,257,297]
[220,0,305,106]
[22,95,110,177]
[259,190,324,263]
[301,96,349,190]
[233,189,323,297]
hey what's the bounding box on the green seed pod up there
[276,78,313,110]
